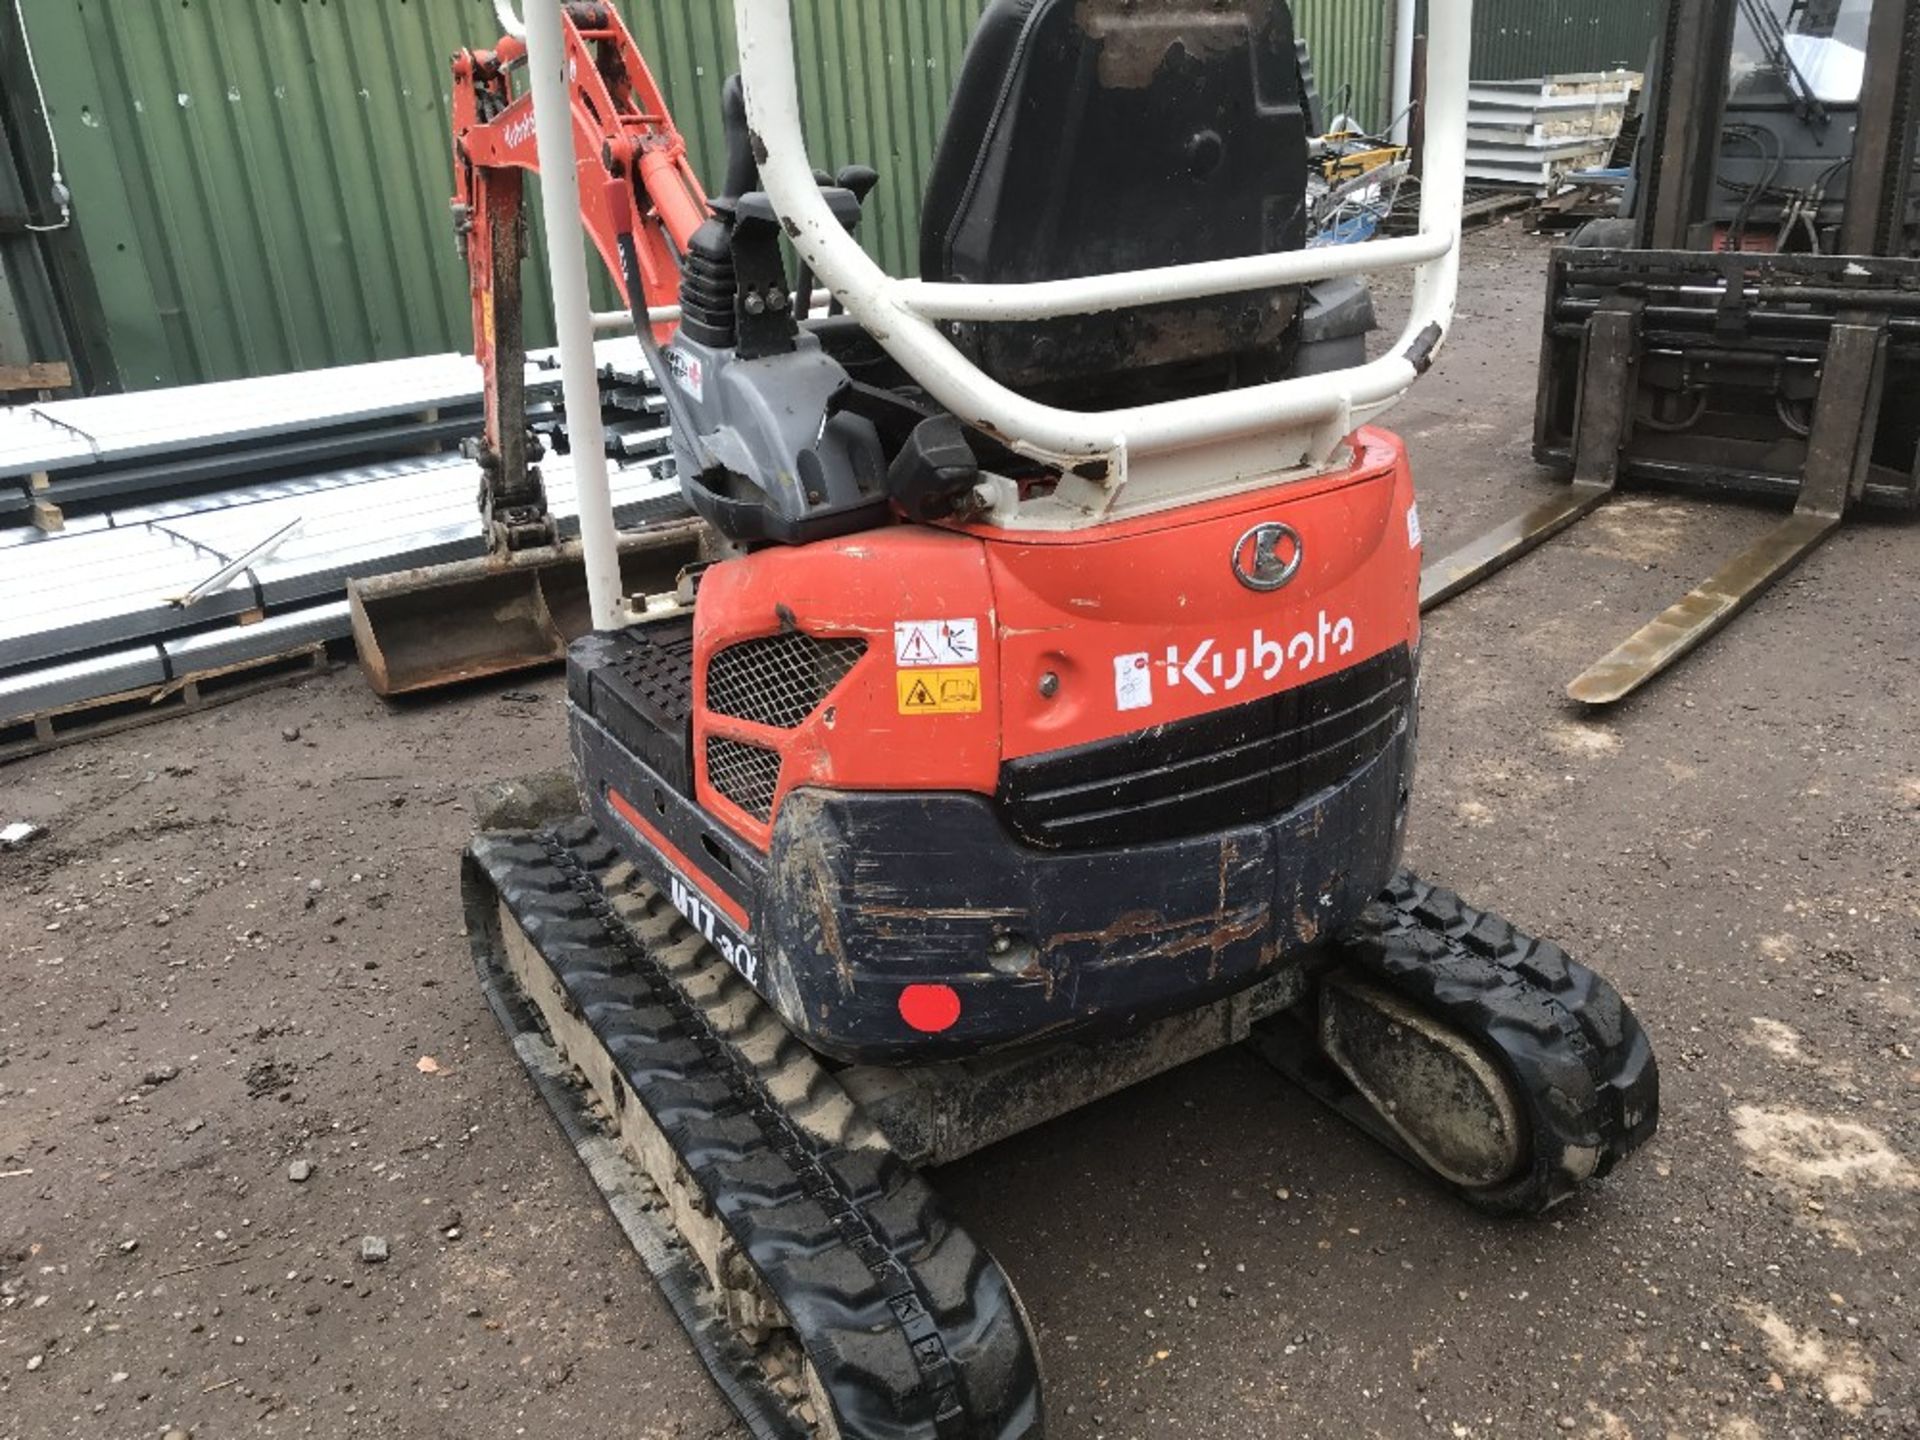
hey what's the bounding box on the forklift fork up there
[1565,317,1887,704]
[1418,299,1638,609]
[1420,0,1920,708]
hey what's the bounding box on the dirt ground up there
[4,226,1917,1440]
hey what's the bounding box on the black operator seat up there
[919,0,1314,409]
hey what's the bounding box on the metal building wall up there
[1294,0,1388,130]
[1445,0,1662,81]
[23,1,1644,392]
[22,0,979,390]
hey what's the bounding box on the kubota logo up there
[502,112,537,151]
[1231,522,1303,592]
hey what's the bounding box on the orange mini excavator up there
[457,3,1660,1436]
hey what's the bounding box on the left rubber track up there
[462,819,1045,1440]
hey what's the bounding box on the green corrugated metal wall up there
[24,0,984,389]
[1295,0,1388,130]
[1428,0,1660,81]
[26,0,482,389]
[26,1,1652,391]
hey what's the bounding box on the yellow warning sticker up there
[897,667,983,716]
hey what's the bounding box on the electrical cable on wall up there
[13,0,72,232]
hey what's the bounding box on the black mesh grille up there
[706,633,867,730]
[998,645,1414,851]
[706,736,784,822]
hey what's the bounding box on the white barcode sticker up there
[1114,653,1153,712]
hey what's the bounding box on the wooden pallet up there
[1384,186,1531,237]
[1527,184,1623,234]
[0,361,72,397]
[0,643,332,765]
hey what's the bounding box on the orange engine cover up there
[690,427,1422,847]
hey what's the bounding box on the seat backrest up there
[920,0,1312,403]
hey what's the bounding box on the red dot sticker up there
[898,984,962,1034]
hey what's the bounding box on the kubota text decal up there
[1114,610,1358,710]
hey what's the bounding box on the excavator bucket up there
[348,520,706,696]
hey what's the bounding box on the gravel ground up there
[3,226,1917,1440]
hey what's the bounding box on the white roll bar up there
[734,0,1471,525]
[523,0,625,628]
[890,230,1452,323]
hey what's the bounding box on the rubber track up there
[464,858,802,1440]
[468,821,1044,1440]
[1339,873,1661,1215]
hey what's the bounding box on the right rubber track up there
[1339,873,1661,1215]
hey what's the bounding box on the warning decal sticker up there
[895,619,979,668]
[897,668,983,716]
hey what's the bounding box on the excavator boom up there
[349,1,711,697]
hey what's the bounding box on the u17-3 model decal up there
[667,874,759,987]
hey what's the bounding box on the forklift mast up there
[1636,0,1919,254]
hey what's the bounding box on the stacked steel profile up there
[0,341,678,755]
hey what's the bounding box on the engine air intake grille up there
[706,633,867,730]
[705,737,784,823]
[998,645,1414,851]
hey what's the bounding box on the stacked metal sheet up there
[1466,72,1639,194]
[1,353,492,523]
[1,340,680,735]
